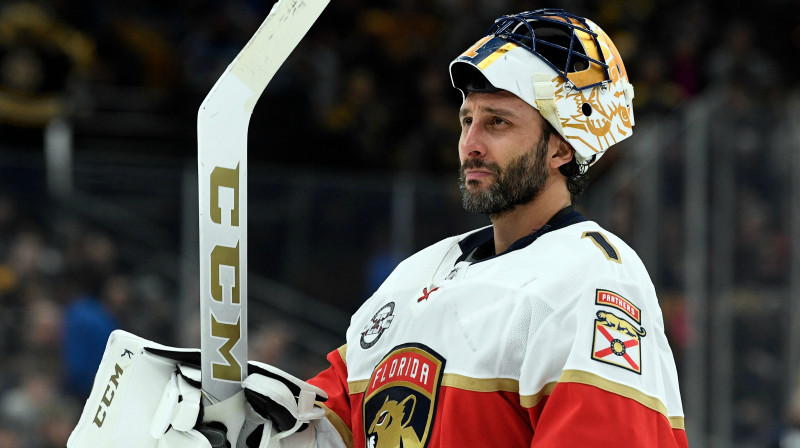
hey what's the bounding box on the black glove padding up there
[195,422,230,448]
[242,361,327,438]
[243,386,297,434]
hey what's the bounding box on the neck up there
[490,185,571,254]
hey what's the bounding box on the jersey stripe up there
[519,381,558,408]
[319,403,353,448]
[348,370,684,430]
[346,369,686,431]
[350,373,520,394]
[440,373,518,392]
[558,369,684,429]
[528,382,688,447]
[347,379,369,394]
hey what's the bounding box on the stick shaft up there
[197,0,329,403]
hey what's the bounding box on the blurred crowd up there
[0,194,170,446]
[0,0,798,446]
[2,0,794,168]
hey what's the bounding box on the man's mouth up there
[464,169,495,182]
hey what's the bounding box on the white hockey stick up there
[197,0,329,405]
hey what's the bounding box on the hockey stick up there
[197,0,329,405]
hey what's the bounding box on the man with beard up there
[295,8,687,448]
[68,8,688,448]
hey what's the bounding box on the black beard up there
[459,138,549,219]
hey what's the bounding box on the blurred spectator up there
[60,230,127,399]
[323,67,390,168]
[706,19,778,92]
[250,321,292,367]
[20,290,62,371]
[61,271,120,399]
[38,400,79,448]
[0,369,58,445]
[630,51,686,116]
[0,423,22,448]
[779,376,800,448]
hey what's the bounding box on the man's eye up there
[462,117,472,126]
[493,117,506,125]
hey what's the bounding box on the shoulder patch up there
[595,289,640,323]
[591,291,646,374]
[360,302,396,349]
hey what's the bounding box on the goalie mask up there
[450,9,635,167]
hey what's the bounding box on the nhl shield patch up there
[360,302,396,349]
[363,343,445,448]
[591,290,646,374]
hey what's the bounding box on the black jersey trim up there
[456,206,587,264]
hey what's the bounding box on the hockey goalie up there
[69,6,687,448]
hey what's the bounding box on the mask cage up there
[486,8,610,90]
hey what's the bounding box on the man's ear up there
[549,134,574,170]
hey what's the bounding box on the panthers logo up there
[596,310,646,338]
[591,309,647,374]
[363,344,445,447]
[367,396,423,448]
[591,290,646,374]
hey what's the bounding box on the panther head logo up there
[363,344,445,448]
[366,395,422,448]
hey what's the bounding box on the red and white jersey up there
[308,213,688,447]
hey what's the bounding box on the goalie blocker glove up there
[239,361,327,448]
[68,330,328,448]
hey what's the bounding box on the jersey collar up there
[456,206,587,264]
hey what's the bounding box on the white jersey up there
[309,208,687,447]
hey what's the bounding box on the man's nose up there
[459,123,487,159]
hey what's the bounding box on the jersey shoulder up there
[525,220,661,329]
[541,220,643,268]
[532,221,653,291]
[523,223,684,419]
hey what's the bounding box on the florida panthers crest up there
[363,344,445,448]
[591,289,647,374]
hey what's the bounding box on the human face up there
[458,91,551,217]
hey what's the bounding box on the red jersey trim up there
[530,382,688,447]
[349,369,684,430]
[555,369,684,429]
[319,402,353,448]
[308,347,354,446]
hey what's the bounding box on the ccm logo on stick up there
[208,164,242,382]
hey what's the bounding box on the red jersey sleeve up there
[308,345,354,446]
[527,379,689,447]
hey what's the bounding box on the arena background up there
[0,0,798,446]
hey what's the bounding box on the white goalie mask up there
[449,9,635,168]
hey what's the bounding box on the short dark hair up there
[541,120,589,204]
